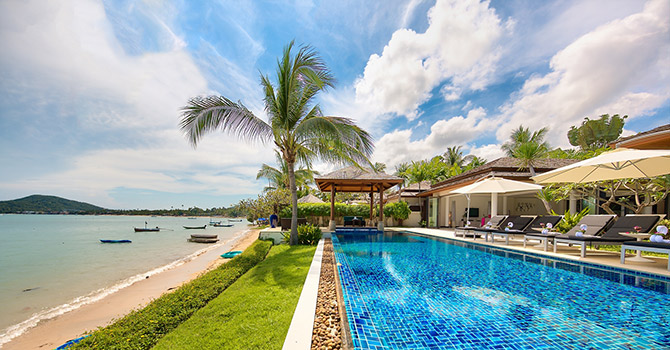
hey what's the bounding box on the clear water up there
[0,214,247,344]
[333,231,670,349]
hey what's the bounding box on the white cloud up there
[496,0,670,148]
[0,0,273,207]
[373,107,492,168]
[354,0,508,120]
[467,143,505,161]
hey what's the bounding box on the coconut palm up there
[256,152,319,191]
[502,125,549,176]
[443,146,466,167]
[180,41,373,245]
[372,162,387,173]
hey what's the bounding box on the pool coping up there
[282,238,325,350]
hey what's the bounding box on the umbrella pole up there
[465,194,471,226]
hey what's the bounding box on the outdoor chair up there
[472,215,519,241]
[485,216,536,245]
[280,217,307,231]
[520,215,564,251]
[621,240,670,271]
[455,215,507,239]
[551,214,617,257]
[554,214,664,258]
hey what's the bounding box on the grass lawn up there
[591,244,669,258]
[154,244,317,350]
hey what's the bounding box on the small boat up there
[134,227,160,232]
[190,234,218,239]
[187,217,197,219]
[229,219,243,222]
[183,225,207,229]
[220,251,242,258]
[187,233,219,243]
[214,223,233,227]
[208,220,222,226]
[100,239,132,243]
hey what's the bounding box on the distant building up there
[416,157,579,228]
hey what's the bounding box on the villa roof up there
[610,123,670,150]
[416,157,578,197]
[315,166,404,193]
[297,193,324,203]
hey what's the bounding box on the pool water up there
[333,231,670,349]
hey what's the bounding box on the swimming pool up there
[333,231,670,349]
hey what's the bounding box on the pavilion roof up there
[315,166,403,193]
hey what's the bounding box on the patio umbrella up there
[451,176,544,224]
[531,148,670,184]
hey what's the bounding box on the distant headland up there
[0,195,243,217]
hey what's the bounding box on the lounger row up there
[457,214,667,262]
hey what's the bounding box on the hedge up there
[72,240,273,350]
[279,202,373,218]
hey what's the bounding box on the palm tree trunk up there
[288,161,298,245]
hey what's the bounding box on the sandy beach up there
[3,227,261,350]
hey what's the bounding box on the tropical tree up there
[443,146,466,167]
[256,152,318,191]
[180,41,373,244]
[372,162,387,173]
[568,114,627,151]
[502,125,550,176]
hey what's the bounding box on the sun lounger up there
[485,216,535,245]
[520,216,564,250]
[454,215,507,239]
[473,216,520,241]
[621,241,670,271]
[552,214,661,258]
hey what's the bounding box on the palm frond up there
[180,96,272,146]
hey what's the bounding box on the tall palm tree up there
[256,152,319,191]
[502,125,549,176]
[443,146,466,167]
[180,41,373,244]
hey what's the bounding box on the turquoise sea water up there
[0,214,248,345]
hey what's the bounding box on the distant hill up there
[0,195,105,213]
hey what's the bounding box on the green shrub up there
[279,202,371,218]
[551,208,589,233]
[282,223,322,245]
[72,240,273,350]
[384,201,411,226]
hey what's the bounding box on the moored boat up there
[134,227,160,232]
[100,239,132,243]
[187,233,218,243]
[183,225,207,229]
[213,223,233,227]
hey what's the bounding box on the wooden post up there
[329,186,336,231]
[369,190,374,226]
[378,185,384,231]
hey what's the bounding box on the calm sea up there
[0,214,248,345]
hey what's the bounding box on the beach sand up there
[3,228,261,350]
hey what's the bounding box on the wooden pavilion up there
[314,166,404,230]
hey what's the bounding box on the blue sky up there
[0,0,668,210]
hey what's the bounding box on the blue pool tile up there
[332,231,670,350]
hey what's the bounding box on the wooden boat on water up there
[183,225,207,229]
[100,239,132,243]
[187,233,218,243]
[134,227,160,232]
[208,220,222,226]
[213,223,233,227]
[229,219,243,222]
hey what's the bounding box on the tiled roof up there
[418,157,579,197]
[611,123,670,148]
[316,166,403,181]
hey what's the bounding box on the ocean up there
[0,214,249,345]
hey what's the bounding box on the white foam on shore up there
[0,228,250,347]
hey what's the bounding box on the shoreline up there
[2,227,261,350]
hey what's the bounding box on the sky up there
[0,0,668,210]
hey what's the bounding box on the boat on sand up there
[187,233,219,243]
[183,225,207,229]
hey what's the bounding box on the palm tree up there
[256,152,318,191]
[502,125,549,176]
[443,146,466,167]
[180,41,373,245]
[372,162,387,173]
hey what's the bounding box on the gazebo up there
[314,166,404,231]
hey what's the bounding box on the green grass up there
[72,240,273,350]
[153,244,317,350]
